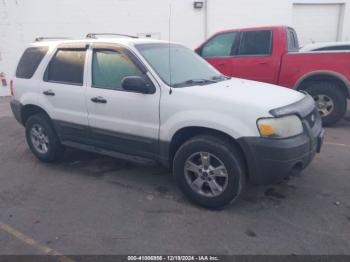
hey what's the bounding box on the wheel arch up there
[295,71,350,98]
[21,104,51,126]
[165,126,249,180]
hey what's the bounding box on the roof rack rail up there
[35,37,70,42]
[86,33,138,39]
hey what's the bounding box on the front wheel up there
[173,135,246,209]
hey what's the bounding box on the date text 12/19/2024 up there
[127,256,220,261]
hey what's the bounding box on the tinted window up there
[287,28,299,52]
[201,32,237,58]
[92,50,143,90]
[238,30,272,56]
[46,49,86,85]
[16,47,48,79]
[315,45,350,51]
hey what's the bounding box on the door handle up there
[91,96,107,104]
[218,63,226,66]
[258,62,268,65]
[43,90,55,96]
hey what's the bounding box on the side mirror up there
[121,76,155,94]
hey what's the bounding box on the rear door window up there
[16,47,48,79]
[201,32,238,58]
[46,49,86,85]
[238,30,272,56]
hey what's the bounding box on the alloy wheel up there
[184,152,229,197]
[30,124,49,154]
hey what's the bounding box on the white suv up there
[10,35,324,208]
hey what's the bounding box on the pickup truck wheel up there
[25,113,65,162]
[173,135,245,209]
[303,82,347,126]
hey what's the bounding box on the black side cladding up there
[10,99,23,125]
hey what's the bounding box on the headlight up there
[257,115,303,138]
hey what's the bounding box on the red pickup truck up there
[196,26,350,126]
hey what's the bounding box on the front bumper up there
[238,107,324,185]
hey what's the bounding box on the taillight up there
[0,72,7,87]
[10,80,14,96]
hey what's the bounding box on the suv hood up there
[179,77,306,114]
[164,77,312,138]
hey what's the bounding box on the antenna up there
[168,2,173,95]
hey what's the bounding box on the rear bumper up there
[238,118,324,185]
[10,99,23,125]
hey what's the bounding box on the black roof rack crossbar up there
[86,33,138,39]
[35,37,71,42]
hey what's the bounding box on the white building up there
[1,0,350,96]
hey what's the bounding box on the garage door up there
[292,4,343,46]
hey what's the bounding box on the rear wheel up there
[303,82,347,126]
[173,135,246,209]
[25,113,65,162]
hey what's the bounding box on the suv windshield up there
[135,43,228,87]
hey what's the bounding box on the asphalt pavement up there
[0,96,349,255]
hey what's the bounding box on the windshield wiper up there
[172,79,217,88]
[212,75,231,81]
[172,75,231,88]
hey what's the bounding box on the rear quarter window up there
[16,47,49,79]
[287,28,299,52]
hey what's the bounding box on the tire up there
[303,82,347,126]
[25,113,65,162]
[173,135,246,209]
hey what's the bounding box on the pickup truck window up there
[46,49,86,85]
[136,43,223,87]
[238,30,272,56]
[201,32,237,58]
[287,28,299,52]
[92,49,143,90]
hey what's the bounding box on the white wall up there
[207,0,292,33]
[0,0,205,80]
[1,0,350,96]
